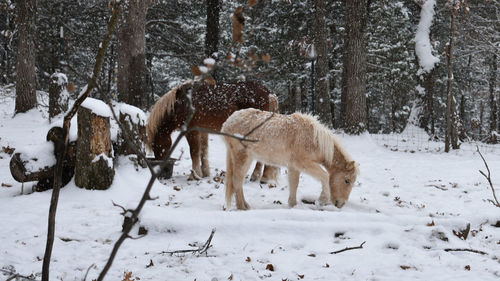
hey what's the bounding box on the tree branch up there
[160,228,216,256]
[444,248,488,255]
[476,145,500,207]
[329,241,366,254]
[42,3,122,281]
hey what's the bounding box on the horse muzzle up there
[334,199,346,208]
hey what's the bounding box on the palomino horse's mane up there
[146,80,193,146]
[298,113,356,172]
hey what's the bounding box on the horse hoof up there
[188,170,202,181]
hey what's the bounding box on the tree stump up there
[75,98,114,190]
[9,127,77,191]
[116,103,148,156]
[49,73,69,120]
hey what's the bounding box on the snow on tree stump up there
[49,73,70,120]
[116,103,148,156]
[75,98,114,190]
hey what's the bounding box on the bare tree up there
[205,0,220,68]
[117,0,150,110]
[445,1,459,152]
[313,0,332,127]
[341,0,368,134]
[15,0,37,114]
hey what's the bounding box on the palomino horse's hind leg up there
[200,132,210,177]
[231,151,253,210]
[261,165,279,183]
[186,131,203,179]
[287,167,300,207]
[293,160,330,204]
[250,162,263,182]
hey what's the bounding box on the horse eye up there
[345,179,350,184]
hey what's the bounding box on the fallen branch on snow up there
[330,241,366,254]
[444,248,488,255]
[160,228,216,256]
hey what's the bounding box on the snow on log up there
[116,103,148,156]
[81,97,112,118]
[75,105,114,190]
[415,0,439,74]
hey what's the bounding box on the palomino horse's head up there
[329,160,359,208]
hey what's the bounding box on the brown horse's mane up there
[146,80,193,147]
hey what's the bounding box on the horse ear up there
[345,161,356,171]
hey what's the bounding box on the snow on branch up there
[415,0,439,74]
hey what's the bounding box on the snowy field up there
[1,89,499,281]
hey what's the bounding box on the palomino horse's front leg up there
[293,160,329,204]
[261,165,279,183]
[186,131,203,179]
[250,162,263,182]
[250,163,278,183]
[200,132,210,177]
[287,167,300,207]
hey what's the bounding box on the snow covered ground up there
[1,89,499,281]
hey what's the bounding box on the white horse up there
[222,108,359,210]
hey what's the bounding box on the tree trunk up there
[75,104,114,190]
[205,0,220,80]
[341,0,367,134]
[48,73,69,121]
[445,6,459,152]
[15,0,37,114]
[489,53,497,134]
[117,0,149,110]
[314,0,332,127]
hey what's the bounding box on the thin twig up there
[42,3,122,281]
[0,269,36,281]
[444,248,488,255]
[160,229,216,256]
[82,264,96,281]
[476,145,500,207]
[329,241,366,254]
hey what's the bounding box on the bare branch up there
[42,3,122,281]
[82,264,96,281]
[160,229,216,256]
[444,248,488,255]
[476,145,500,207]
[0,269,36,281]
[330,241,366,254]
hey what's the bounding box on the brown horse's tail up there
[268,94,279,113]
[146,81,190,151]
[225,146,234,209]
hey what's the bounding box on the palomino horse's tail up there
[225,147,234,208]
[146,80,192,150]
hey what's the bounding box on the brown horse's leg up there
[250,162,263,182]
[231,150,252,210]
[261,165,279,184]
[186,131,202,179]
[287,167,300,207]
[200,132,210,177]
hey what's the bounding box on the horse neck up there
[325,146,347,173]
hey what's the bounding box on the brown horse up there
[222,108,359,210]
[146,80,279,181]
